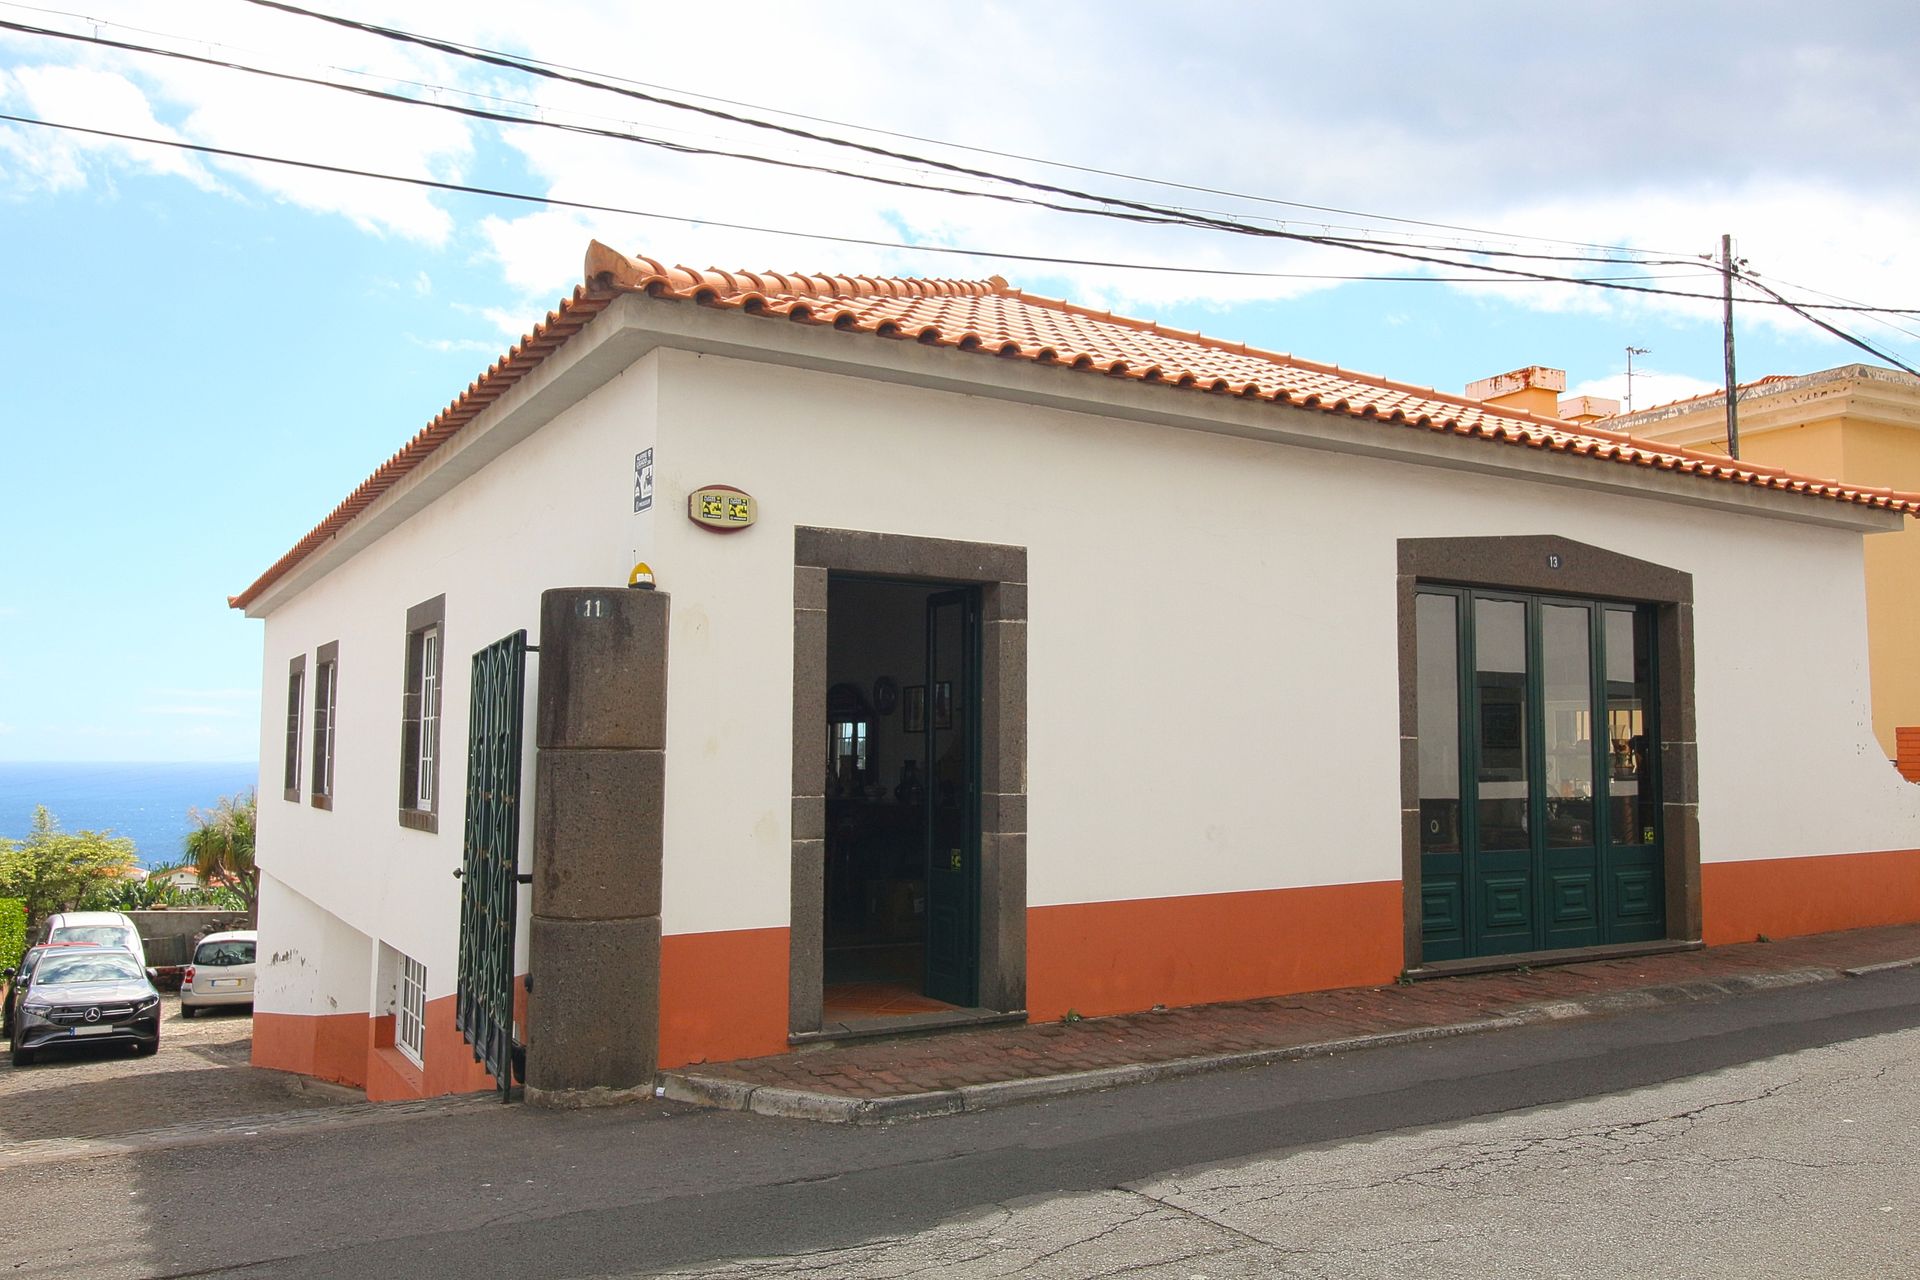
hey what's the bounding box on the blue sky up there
[2,0,1916,763]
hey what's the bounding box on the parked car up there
[40,911,148,970]
[179,930,257,1017]
[6,945,162,1065]
[1,940,97,1038]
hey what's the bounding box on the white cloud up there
[147,687,255,700]
[139,704,252,719]
[3,0,1915,344]
[1,64,217,192]
[407,333,501,354]
[1570,370,1722,415]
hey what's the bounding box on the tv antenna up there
[1625,345,1651,413]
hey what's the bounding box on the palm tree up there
[185,791,258,923]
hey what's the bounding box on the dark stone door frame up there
[1396,535,1700,971]
[791,527,1029,1035]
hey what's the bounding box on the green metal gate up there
[455,629,529,1100]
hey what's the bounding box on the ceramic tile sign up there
[633,449,654,512]
[688,483,756,532]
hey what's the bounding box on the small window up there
[311,641,338,810]
[193,938,256,966]
[399,595,446,832]
[396,953,427,1067]
[284,655,306,802]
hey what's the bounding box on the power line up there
[1734,272,1920,377]
[11,12,1728,283]
[0,17,1211,232]
[1,110,1841,310]
[282,24,1698,260]
[1741,268,1920,349]
[14,0,1702,264]
[8,18,1775,304]
[16,0,1920,334]
[234,1,1734,278]
[210,0,1698,260]
[19,4,1920,326]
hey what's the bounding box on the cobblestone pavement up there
[676,924,1920,1106]
[0,995,359,1145]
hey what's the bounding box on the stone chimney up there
[1465,366,1566,418]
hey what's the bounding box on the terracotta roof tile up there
[228,244,1920,610]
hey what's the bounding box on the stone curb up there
[658,967,1849,1126]
[0,1092,499,1172]
[1843,953,1920,978]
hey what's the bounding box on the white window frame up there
[416,626,439,810]
[311,641,338,810]
[399,595,446,832]
[284,655,305,802]
[396,953,427,1068]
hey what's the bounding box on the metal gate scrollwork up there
[456,629,529,1100]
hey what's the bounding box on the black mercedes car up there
[5,945,162,1066]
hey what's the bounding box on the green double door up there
[1417,587,1664,962]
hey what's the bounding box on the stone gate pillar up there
[525,585,668,1105]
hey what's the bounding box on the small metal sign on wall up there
[633,449,654,512]
[688,484,756,532]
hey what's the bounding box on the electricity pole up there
[1722,233,1741,460]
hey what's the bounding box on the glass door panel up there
[1417,592,1466,959]
[1603,605,1664,940]
[1540,602,1600,949]
[1472,597,1533,952]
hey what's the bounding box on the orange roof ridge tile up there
[584,241,997,303]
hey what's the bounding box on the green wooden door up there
[1418,588,1662,962]
[922,588,981,1007]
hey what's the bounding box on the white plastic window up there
[397,953,427,1067]
[416,627,439,810]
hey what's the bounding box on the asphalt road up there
[3,967,1918,1279]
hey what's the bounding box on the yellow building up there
[1608,364,1920,768]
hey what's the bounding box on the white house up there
[233,243,1920,1102]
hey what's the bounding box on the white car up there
[180,930,256,1017]
[41,911,148,970]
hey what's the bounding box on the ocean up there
[0,762,260,870]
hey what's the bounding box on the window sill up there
[397,808,438,834]
[310,794,333,812]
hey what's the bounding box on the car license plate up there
[73,1025,114,1036]
[211,979,243,989]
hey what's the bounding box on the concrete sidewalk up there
[662,923,1920,1124]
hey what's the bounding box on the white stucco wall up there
[248,318,1920,1019]
[254,874,374,1018]
[252,355,661,1015]
[646,347,1920,934]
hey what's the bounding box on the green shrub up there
[0,897,24,974]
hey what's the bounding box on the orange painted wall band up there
[252,1010,369,1088]
[1702,848,1920,945]
[658,926,790,1069]
[1027,881,1403,1021]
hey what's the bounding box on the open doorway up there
[822,576,981,1022]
